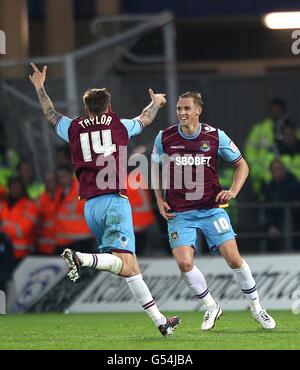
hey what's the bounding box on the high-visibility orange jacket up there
[127,175,155,232]
[0,196,38,259]
[56,178,91,246]
[0,186,6,202]
[36,187,63,254]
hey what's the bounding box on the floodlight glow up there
[264,12,300,29]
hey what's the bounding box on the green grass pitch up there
[0,310,299,350]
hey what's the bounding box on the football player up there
[152,91,276,330]
[30,63,181,337]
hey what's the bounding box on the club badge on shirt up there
[171,232,179,240]
[200,141,211,152]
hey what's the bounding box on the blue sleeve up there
[121,118,143,139]
[55,116,72,143]
[218,129,242,163]
[151,130,165,163]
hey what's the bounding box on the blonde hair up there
[179,91,204,108]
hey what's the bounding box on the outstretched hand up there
[149,88,167,108]
[29,63,47,89]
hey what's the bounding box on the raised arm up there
[137,89,167,128]
[29,63,62,125]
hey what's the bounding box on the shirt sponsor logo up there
[174,156,212,167]
[200,141,210,152]
[170,145,185,149]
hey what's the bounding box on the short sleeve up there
[55,116,72,143]
[121,118,143,139]
[218,129,242,163]
[151,130,165,163]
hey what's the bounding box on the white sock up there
[76,252,122,275]
[126,274,166,327]
[232,259,262,313]
[249,298,262,314]
[182,266,216,309]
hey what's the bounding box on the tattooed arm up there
[29,63,62,125]
[36,86,62,125]
[138,89,167,127]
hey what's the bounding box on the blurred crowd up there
[0,144,157,294]
[1,98,300,294]
[244,98,300,251]
[216,98,300,253]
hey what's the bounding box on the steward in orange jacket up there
[56,167,92,252]
[36,173,62,254]
[127,172,155,255]
[127,174,155,231]
[0,176,38,260]
[0,186,6,213]
[0,186,6,202]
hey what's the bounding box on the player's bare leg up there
[62,249,180,336]
[113,253,181,336]
[172,246,222,330]
[219,239,276,329]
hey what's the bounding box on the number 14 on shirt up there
[80,129,117,162]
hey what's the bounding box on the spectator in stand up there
[18,160,44,200]
[56,166,94,254]
[269,98,289,140]
[0,231,15,295]
[276,120,300,181]
[245,98,289,196]
[262,159,300,251]
[0,176,38,262]
[0,123,20,193]
[277,120,300,156]
[36,172,62,255]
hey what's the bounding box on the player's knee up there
[227,256,243,269]
[113,253,135,277]
[119,266,133,277]
[119,259,135,277]
[178,260,194,273]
